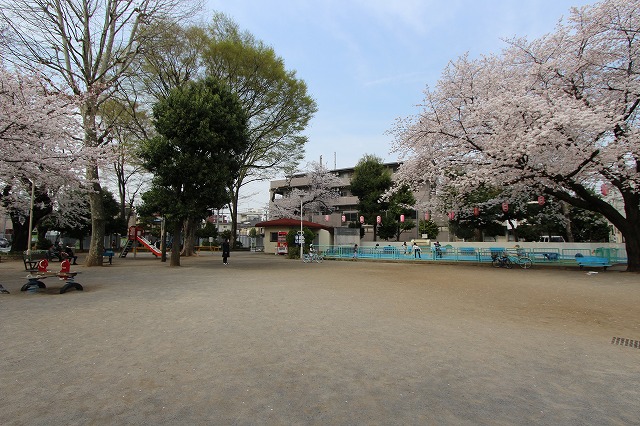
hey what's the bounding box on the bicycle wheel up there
[504,258,513,269]
[519,257,532,269]
[315,254,323,263]
[492,257,501,268]
[302,254,310,263]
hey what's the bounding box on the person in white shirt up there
[413,242,421,259]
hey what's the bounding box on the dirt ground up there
[0,252,638,425]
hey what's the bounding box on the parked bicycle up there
[491,251,532,269]
[512,253,533,269]
[492,252,513,269]
[303,247,323,263]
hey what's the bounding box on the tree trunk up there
[160,216,167,263]
[115,160,127,222]
[85,164,106,266]
[82,98,106,266]
[170,221,181,266]
[9,220,29,253]
[562,201,574,242]
[623,236,640,273]
[619,203,640,272]
[182,217,197,256]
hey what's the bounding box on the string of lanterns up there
[331,193,567,225]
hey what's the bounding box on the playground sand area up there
[0,252,638,425]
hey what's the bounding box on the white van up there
[539,235,565,243]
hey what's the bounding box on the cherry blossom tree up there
[270,162,341,219]
[0,0,199,265]
[0,66,85,250]
[391,0,640,271]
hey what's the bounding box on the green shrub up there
[287,246,300,259]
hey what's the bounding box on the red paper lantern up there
[473,207,480,216]
[424,212,430,221]
[324,215,330,222]
[601,184,609,196]
[376,215,381,224]
[400,214,405,222]
[448,211,455,220]
[502,202,509,213]
[538,196,545,205]
[359,216,364,224]
[341,215,346,222]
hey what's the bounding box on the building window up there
[344,212,359,222]
[270,232,279,242]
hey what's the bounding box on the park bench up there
[576,256,612,271]
[459,247,476,257]
[21,259,83,294]
[23,251,50,272]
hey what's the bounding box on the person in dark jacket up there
[47,244,63,261]
[222,239,230,265]
[65,245,78,265]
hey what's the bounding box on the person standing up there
[222,238,230,265]
[433,241,442,258]
[413,242,421,259]
[352,244,358,260]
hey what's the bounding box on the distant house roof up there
[255,218,333,232]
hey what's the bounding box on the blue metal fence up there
[319,245,628,266]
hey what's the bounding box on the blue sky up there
[203,0,595,210]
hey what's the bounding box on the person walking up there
[413,242,421,259]
[222,239,230,265]
[352,243,358,260]
[402,241,407,255]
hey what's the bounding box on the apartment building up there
[269,162,436,241]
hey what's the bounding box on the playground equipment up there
[120,226,161,258]
[21,259,82,294]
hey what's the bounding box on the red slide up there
[136,235,161,257]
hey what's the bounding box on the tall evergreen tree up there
[350,155,393,241]
[139,78,249,266]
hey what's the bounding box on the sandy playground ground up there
[0,251,639,425]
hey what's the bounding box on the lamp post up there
[299,194,304,261]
